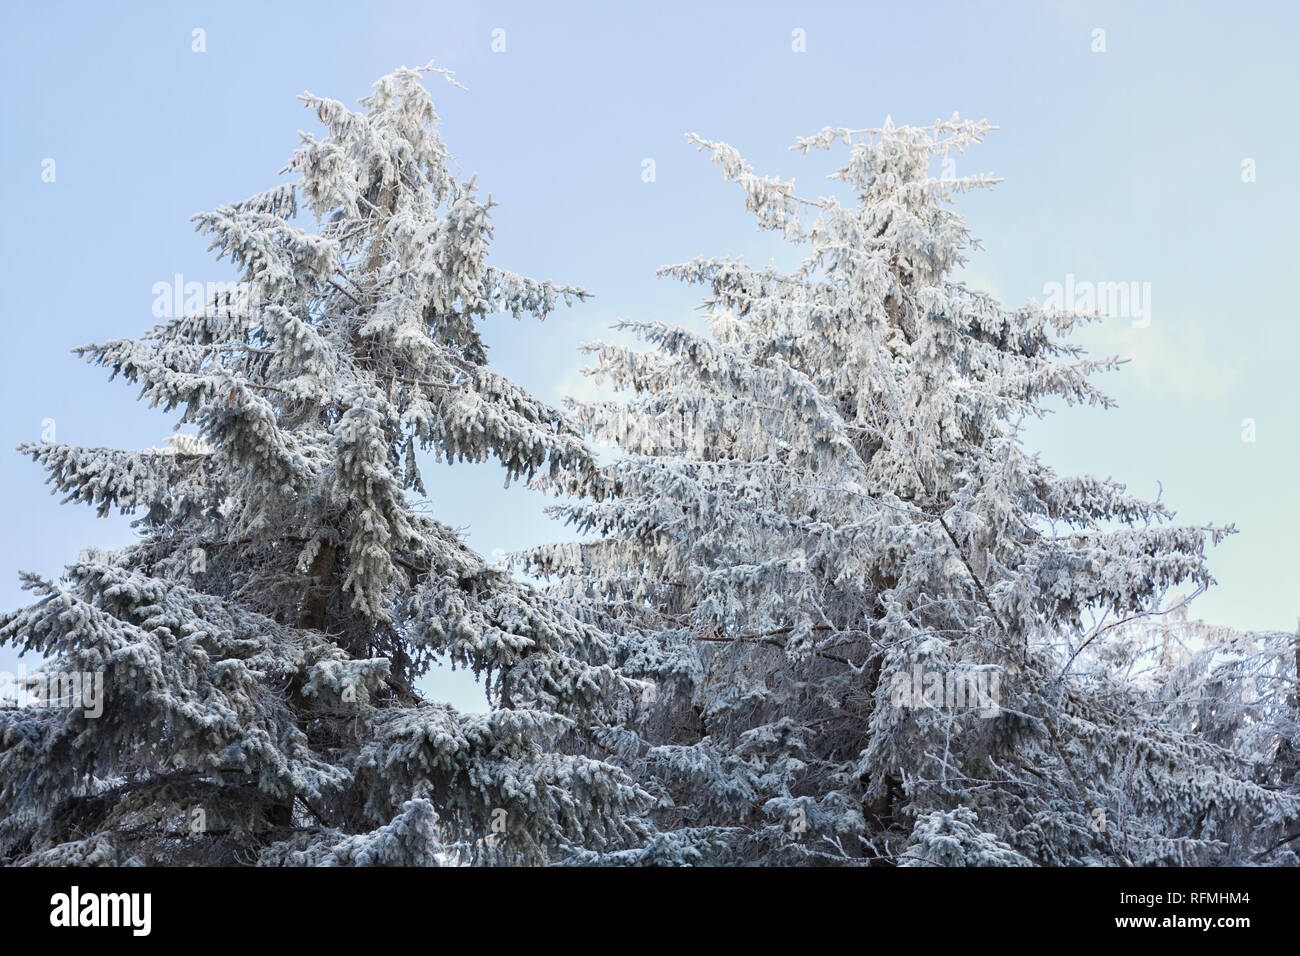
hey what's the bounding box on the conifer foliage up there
[4,72,1296,867]
[527,118,1300,865]
[0,65,648,866]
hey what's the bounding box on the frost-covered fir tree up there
[527,117,1300,865]
[1073,600,1300,865]
[0,65,649,866]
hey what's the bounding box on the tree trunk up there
[264,541,339,836]
[299,541,338,632]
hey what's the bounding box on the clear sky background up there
[2,0,1297,711]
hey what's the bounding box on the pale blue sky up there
[2,1,1297,711]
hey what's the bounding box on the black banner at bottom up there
[0,865,1283,943]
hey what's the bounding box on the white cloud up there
[1078,317,1238,401]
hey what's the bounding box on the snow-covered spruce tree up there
[1070,601,1300,865]
[0,65,649,866]
[526,118,1300,865]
